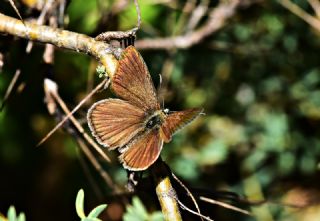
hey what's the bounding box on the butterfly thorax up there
[145,110,168,130]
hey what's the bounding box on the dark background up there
[1,0,320,220]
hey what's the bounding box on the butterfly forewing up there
[112,46,160,111]
[119,128,163,171]
[160,108,203,142]
[87,99,146,149]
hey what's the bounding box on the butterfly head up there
[145,110,166,130]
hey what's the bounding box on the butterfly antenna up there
[158,74,165,109]
[134,0,141,31]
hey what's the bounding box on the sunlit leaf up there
[7,206,16,221]
[87,205,107,219]
[149,212,164,221]
[76,189,86,219]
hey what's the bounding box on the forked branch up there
[135,0,241,50]
[0,13,118,76]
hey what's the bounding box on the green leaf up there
[7,206,16,221]
[131,197,148,219]
[82,218,101,221]
[87,204,107,219]
[123,197,148,221]
[76,189,86,219]
[17,213,26,221]
[150,212,164,221]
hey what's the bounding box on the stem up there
[151,159,182,221]
[0,13,118,76]
[278,0,320,32]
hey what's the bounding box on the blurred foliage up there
[76,189,107,221]
[123,197,163,221]
[0,206,25,221]
[1,0,320,221]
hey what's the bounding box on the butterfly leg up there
[126,171,140,192]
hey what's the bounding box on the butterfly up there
[87,46,202,171]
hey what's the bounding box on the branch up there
[151,159,182,221]
[135,0,241,50]
[0,13,118,76]
[278,0,320,32]
[37,77,109,146]
[308,0,320,18]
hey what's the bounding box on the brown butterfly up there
[87,46,202,171]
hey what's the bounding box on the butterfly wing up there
[112,46,160,111]
[87,99,146,149]
[119,128,163,171]
[160,108,203,143]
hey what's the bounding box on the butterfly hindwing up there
[87,99,146,149]
[112,46,160,111]
[119,128,163,171]
[160,108,203,142]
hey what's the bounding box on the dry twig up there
[278,0,320,32]
[26,0,56,53]
[308,0,320,18]
[7,0,24,22]
[0,13,118,76]
[43,78,111,163]
[37,78,110,146]
[135,0,241,49]
[186,0,210,33]
[0,69,21,110]
[95,0,141,43]
[177,200,214,221]
[200,196,252,216]
[172,173,204,221]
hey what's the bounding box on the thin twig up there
[75,133,120,193]
[47,79,111,162]
[133,0,141,31]
[200,196,252,216]
[26,0,56,53]
[135,0,241,49]
[0,52,3,71]
[186,0,209,33]
[7,0,24,22]
[58,0,67,27]
[1,3,59,111]
[278,0,320,32]
[0,69,21,111]
[76,145,105,201]
[42,15,58,64]
[172,173,204,221]
[37,78,109,147]
[95,0,141,43]
[308,0,320,18]
[171,0,196,35]
[177,200,214,221]
[95,29,137,42]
